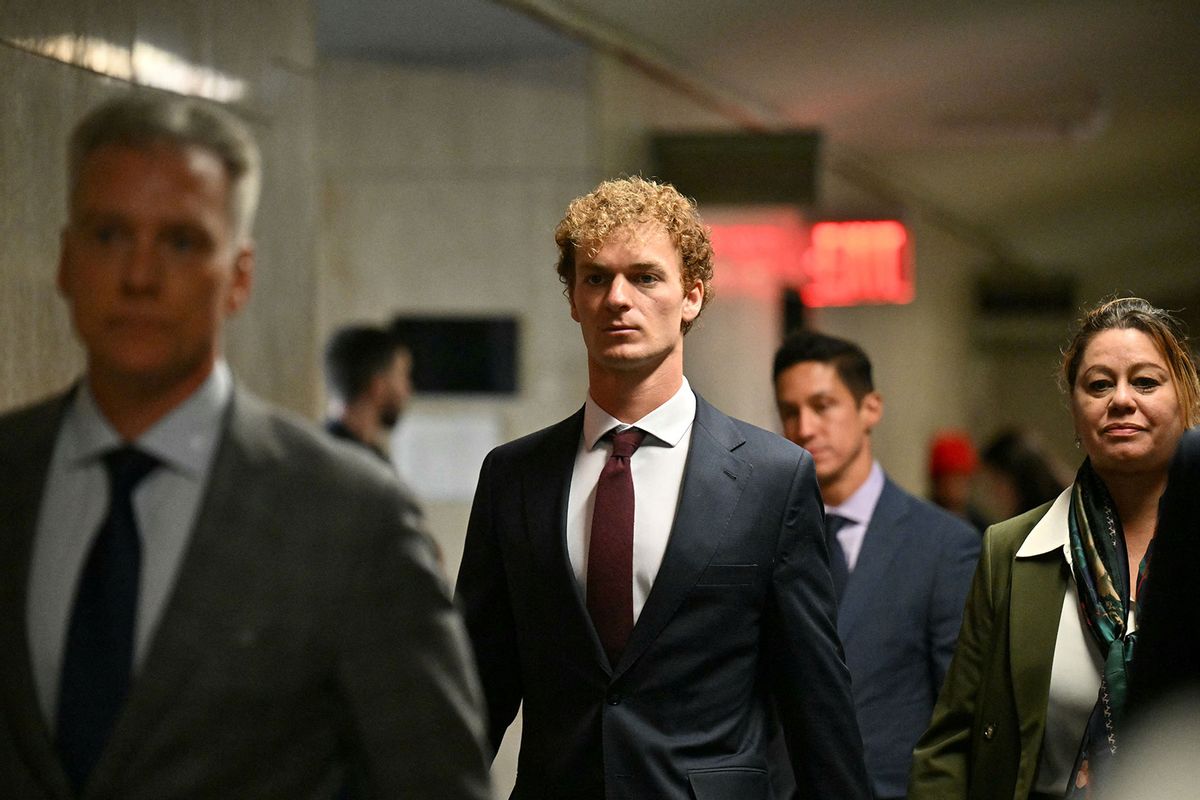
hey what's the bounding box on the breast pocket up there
[688,766,768,799]
[695,563,758,587]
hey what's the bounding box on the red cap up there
[929,431,978,477]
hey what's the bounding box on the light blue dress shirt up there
[825,460,886,572]
[26,363,231,728]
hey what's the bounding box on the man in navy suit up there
[772,331,980,800]
[456,177,870,800]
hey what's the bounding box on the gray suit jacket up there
[0,388,491,799]
[456,394,871,800]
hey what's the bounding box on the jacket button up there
[983,723,996,740]
[606,693,621,706]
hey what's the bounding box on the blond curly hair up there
[554,177,714,334]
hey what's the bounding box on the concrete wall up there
[0,0,320,416]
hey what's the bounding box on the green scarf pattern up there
[1066,459,1150,797]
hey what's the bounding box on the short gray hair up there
[68,94,262,243]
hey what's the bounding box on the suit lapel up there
[837,478,909,637]
[0,394,75,799]
[522,409,612,666]
[1009,522,1068,786]
[89,390,278,788]
[613,396,748,681]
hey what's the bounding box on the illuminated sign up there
[709,218,912,307]
[804,221,913,307]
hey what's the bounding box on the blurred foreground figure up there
[910,297,1200,800]
[0,94,489,800]
[456,177,870,799]
[773,332,979,800]
[1106,427,1200,798]
[1126,426,1200,714]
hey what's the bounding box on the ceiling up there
[316,0,1200,303]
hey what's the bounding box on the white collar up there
[1015,486,1073,558]
[582,377,695,450]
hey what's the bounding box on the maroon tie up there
[587,427,646,665]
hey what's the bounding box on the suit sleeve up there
[765,452,872,800]
[335,494,492,800]
[928,522,982,690]
[455,450,524,756]
[908,526,998,798]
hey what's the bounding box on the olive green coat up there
[908,497,1070,800]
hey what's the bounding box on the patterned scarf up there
[1065,459,1151,798]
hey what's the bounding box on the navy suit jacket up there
[455,394,870,800]
[842,478,979,798]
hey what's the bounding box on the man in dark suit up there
[0,94,490,799]
[772,331,979,800]
[455,177,870,800]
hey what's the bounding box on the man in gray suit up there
[772,331,979,800]
[0,94,490,799]
[456,177,870,799]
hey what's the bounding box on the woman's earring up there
[1074,435,1081,449]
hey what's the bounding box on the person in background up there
[928,429,989,531]
[0,93,490,799]
[977,428,1070,525]
[323,324,413,464]
[456,177,870,799]
[909,296,1200,800]
[773,331,980,800]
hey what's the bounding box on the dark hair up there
[772,330,874,402]
[324,325,407,402]
[1061,296,1200,427]
[981,429,1068,514]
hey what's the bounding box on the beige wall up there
[0,0,320,416]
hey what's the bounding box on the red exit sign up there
[804,220,913,307]
[709,219,913,307]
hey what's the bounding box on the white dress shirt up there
[825,460,886,572]
[567,378,696,623]
[1016,488,1108,796]
[26,363,230,728]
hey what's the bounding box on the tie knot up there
[608,427,646,459]
[825,513,851,538]
[102,446,160,497]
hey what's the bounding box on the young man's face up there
[568,222,702,376]
[57,141,253,397]
[775,360,881,492]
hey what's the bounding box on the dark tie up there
[825,513,851,603]
[587,427,646,666]
[57,446,159,792]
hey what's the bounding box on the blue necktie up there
[825,513,851,603]
[56,446,158,791]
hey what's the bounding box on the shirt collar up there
[1015,487,1074,558]
[825,460,885,527]
[61,361,232,478]
[582,376,696,450]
